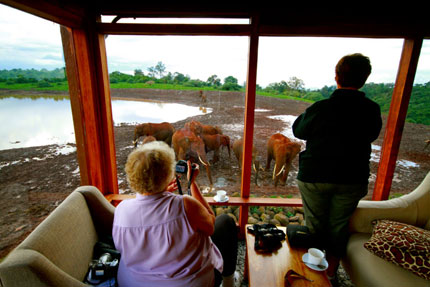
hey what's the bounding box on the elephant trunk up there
[198,154,213,186]
[205,164,213,186]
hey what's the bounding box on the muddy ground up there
[1,88,429,258]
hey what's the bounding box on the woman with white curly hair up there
[113,141,237,287]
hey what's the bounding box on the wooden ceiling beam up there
[96,23,428,39]
[1,0,85,28]
[97,23,251,36]
[259,24,429,39]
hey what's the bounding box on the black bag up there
[286,224,317,248]
[247,224,286,253]
[85,236,121,286]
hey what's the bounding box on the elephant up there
[141,135,156,145]
[184,120,222,136]
[172,128,213,186]
[199,90,207,103]
[232,137,262,186]
[266,133,301,187]
[133,122,175,147]
[201,133,231,163]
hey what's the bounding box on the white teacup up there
[216,190,227,201]
[307,248,325,265]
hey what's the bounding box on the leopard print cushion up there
[364,219,430,280]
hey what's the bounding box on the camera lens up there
[99,253,112,264]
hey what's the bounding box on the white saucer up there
[214,195,229,202]
[302,253,328,271]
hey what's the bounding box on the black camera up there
[175,160,198,195]
[176,160,198,174]
[86,253,119,285]
[175,160,188,174]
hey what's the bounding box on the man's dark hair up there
[335,53,372,89]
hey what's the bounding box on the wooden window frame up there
[59,17,423,235]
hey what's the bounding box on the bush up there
[37,81,52,88]
[221,82,241,91]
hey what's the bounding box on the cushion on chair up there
[17,191,98,282]
[364,219,430,280]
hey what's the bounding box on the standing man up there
[292,53,382,283]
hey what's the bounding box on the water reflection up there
[0,95,211,150]
[112,100,211,125]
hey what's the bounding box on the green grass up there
[110,82,232,92]
[0,81,315,104]
[0,82,68,91]
[256,91,314,103]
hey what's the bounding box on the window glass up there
[256,37,405,200]
[105,35,248,198]
[0,4,77,257]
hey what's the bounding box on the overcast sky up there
[1,4,429,89]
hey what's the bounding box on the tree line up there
[1,65,429,125]
[110,61,241,91]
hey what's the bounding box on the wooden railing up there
[105,193,303,236]
[105,193,302,207]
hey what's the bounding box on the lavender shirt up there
[112,192,223,287]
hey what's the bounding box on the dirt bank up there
[1,88,429,258]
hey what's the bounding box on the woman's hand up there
[187,160,199,184]
[166,177,178,192]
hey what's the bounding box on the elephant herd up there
[133,121,302,188]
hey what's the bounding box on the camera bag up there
[85,236,120,286]
[286,224,317,248]
[247,224,286,253]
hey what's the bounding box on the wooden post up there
[60,25,118,195]
[239,16,259,237]
[373,38,423,201]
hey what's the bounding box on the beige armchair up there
[0,186,115,287]
[342,171,430,287]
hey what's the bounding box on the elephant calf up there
[201,134,231,163]
[266,133,301,187]
[232,138,261,186]
[201,134,230,163]
[184,120,222,136]
[142,136,156,145]
[133,122,175,147]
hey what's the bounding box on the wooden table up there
[245,225,331,287]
